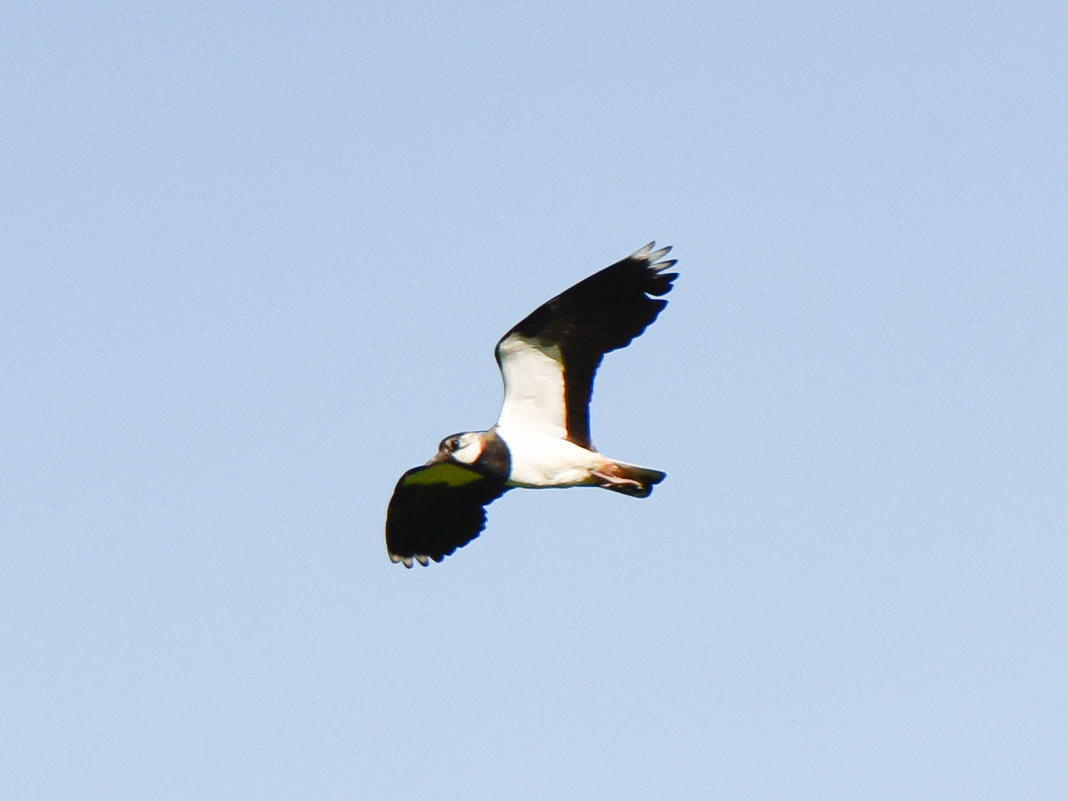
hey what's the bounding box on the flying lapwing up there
[385,242,679,567]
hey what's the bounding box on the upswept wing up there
[493,242,678,449]
[385,460,509,567]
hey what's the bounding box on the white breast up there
[496,425,606,488]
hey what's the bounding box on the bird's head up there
[431,432,485,466]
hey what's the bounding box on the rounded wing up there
[385,460,509,567]
[493,242,678,449]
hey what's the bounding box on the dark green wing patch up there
[399,460,487,489]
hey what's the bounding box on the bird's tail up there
[593,461,667,498]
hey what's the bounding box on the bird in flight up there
[385,242,679,567]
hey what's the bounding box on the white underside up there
[495,337,569,440]
[494,333,612,488]
[495,425,607,488]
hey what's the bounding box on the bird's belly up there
[496,428,605,488]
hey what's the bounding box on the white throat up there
[451,439,483,465]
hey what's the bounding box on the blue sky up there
[2,3,1066,799]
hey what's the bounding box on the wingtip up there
[631,241,656,260]
[630,241,674,267]
[388,551,437,568]
[389,552,415,568]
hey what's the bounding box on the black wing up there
[385,461,509,567]
[494,242,678,449]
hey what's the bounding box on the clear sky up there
[2,3,1066,799]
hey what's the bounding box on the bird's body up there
[385,242,679,567]
[494,425,604,488]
